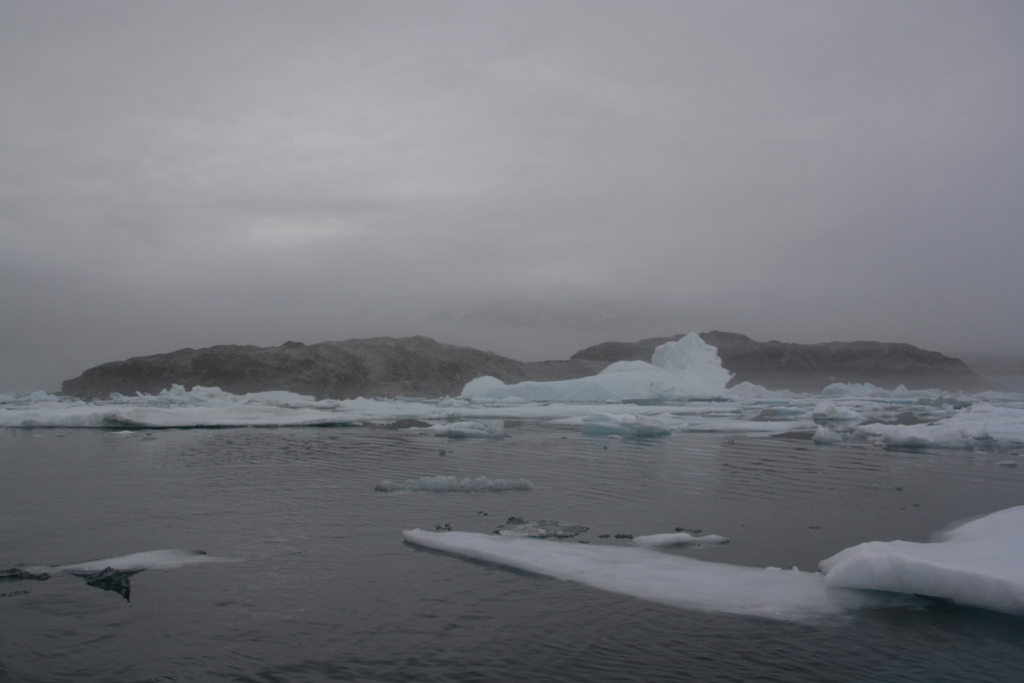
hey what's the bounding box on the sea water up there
[2,424,1023,682]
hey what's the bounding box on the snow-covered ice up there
[405,505,1024,620]
[461,333,733,402]
[402,530,913,621]
[820,506,1024,616]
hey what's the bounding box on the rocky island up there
[60,332,989,400]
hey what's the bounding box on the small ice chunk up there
[581,412,672,438]
[812,401,864,423]
[631,532,729,547]
[432,421,507,439]
[812,425,844,444]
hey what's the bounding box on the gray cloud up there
[2,1,1023,391]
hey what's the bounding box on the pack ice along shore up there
[60,331,987,400]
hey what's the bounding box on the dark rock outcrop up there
[571,331,989,392]
[61,336,606,400]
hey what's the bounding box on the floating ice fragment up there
[812,401,864,423]
[581,412,673,437]
[631,532,729,547]
[854,423,988,449]
[431,421,507,438]
[812,425,844,444]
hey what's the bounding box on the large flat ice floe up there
[820,506,1024,616]
[405,506,1024,621]
[402,530,909,621]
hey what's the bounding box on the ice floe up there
[820,506,1024,616]
[374,475,534,493]
[402,530,914,621]
[406,506,1024,620]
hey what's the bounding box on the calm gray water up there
[2,424,1023,682]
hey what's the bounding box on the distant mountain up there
[60,332,989,400]
[60,336,606,400]
[572,331,989,392]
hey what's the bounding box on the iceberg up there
[460,333,734,403]
[820,506,1024,616]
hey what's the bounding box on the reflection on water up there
[1,425,1023,682]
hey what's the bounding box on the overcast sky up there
[2,0,1023,392]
